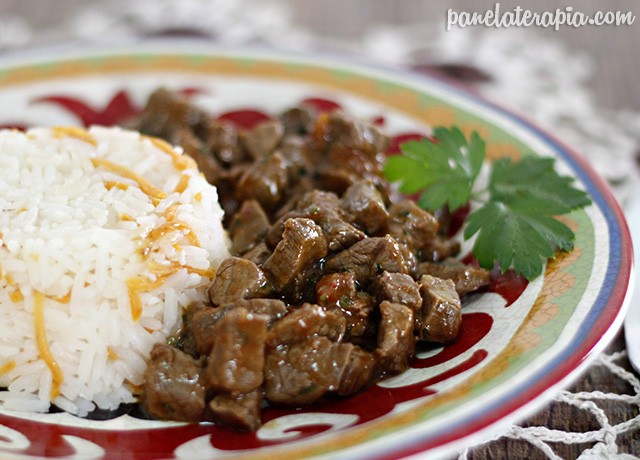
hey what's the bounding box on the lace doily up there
[1,1,639,457]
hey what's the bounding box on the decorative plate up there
[0,42,633,460]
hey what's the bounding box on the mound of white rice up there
[0,126,229,416]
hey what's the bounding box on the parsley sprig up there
[383,126,592,280]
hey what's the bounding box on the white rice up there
[0,126,230,416]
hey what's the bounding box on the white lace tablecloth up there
[1,0,639,458]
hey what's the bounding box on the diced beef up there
[236,152,291,211]
[375,301,415,375]
[279,105,315,136]
[324,235,409,284]
[278,137,314,181]
[242,242,271,266]
[315,272,375,344]
[182,298,286,357]
[421,235,461,262]
[208,257,270,306]
[229,200,271,255]
[206,121,246,166]
[314,111,390,197]
[207,390,262,432]
[262,218,328,292]
[204,308,268,394]
[334,344,378,396]
[324,111,390,154]
[234,298,288,326]
[181,132,224,184]
[272,176,315,220]
[267,303,346,347]
[239,119,284,160]
[326,146,388,193]
[214,165,248,221]
[313,166,360,195]
[137,88,210,143]
[296,188,341,209]
[315,272,358,309]
[267,190,365,252]
[264,339,330,405]
[417,259,490,296]
[135,92,495,431]
[339,292,376,346]
[372,271,422,313]
[416,275,462,344]
[181,301,224,356]
[264,336,375,405]
[340,180,389,235]
[142,343,206,422]
[387,200,439,253]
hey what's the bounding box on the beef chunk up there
[239,119,284,160]
[184,298,286,357]
[236,152,291,211]
[229,200,271,255]
[387,200,439,253]
[234,298,288,326]
[340,180,389,235]
[137,88,210,142]
[169,128,220,184]
[417,259,490,296]
[207,121,246,166]
[315,273,375,344]
[314,112,390,196]
[214,165,247,221]
[208,257,270,306]
[142,343,206,422]
[372,271,422,313]
[181,301,224,356]
[264,338,332,405]
[205,308,268,394]
[272,176,315,220]
[242,242,271,266]
[334,344,378,396]
[416,275,462,344]
[267,303,346,347]
[324,235,409,284]
[375,301,415,375]
[267,190,365,252]
[315,272,358,309]
[207,390,262,432]
[279,105,314,136]
[324,111,390,154]
[314,166,359,195]
[296,188,341,209]
[421,235,461,262]
[278,137,313,180]
[262,218,328,292]
[264,336,375,405]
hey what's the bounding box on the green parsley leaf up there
[383,127,591,281]
[383,127,485,211]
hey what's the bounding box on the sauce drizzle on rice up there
[51,126,97,146]
[33,291,64,398]
[91,157,168,203]
[0,360,15,376]
[144,136,197,171]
